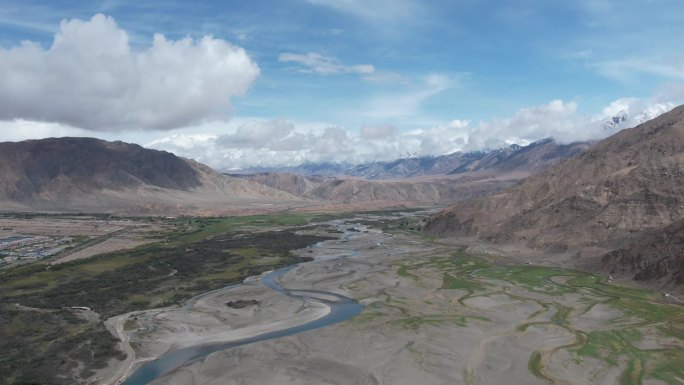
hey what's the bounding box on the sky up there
[0,0,683,169]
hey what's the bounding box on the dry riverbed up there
[108,215,684,385]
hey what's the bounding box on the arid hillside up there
[232,172,522,206]
[425,105,684,292]
[601,218,684,289]
[0,137,302,215]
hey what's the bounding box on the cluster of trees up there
[0,308,123,385]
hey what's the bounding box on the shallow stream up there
[121,230,364,385]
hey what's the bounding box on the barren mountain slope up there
[0,137,201,201]
[425,105,684,253]
[232,172,522,206]
[0,137,302,214]
[601,218,684,291]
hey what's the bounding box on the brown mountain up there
[424,105,684,291]
[601,218,684,289]
[0,138,201,200]
[0,137,572,215]
[231,172,521,206]
[0,137,301,214]
[229,139,593,207]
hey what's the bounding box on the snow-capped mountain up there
[231,139,592,179]
[602,103,674,130]
[602,109,629,130]
[634,103,675,124]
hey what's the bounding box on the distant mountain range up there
[229,161,353,177]
[0,137,520,214]
[426,104,684,293]
[234,138,592,180]
[226,138,597,207]
[0,135,593,214]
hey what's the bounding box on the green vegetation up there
[0,306,124,385]
[383,248,684,384]
[391,315,448,330]
[527,351,545,380]
[390,314,488,330]
[396,263,422,283]
[0,213,336,385]
[441,272,483,291]
[350,209,428,233]
[572,328,684,385]
[649,351,684,384]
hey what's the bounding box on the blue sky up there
[0,0,683,168]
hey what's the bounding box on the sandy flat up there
[103,215,684,385]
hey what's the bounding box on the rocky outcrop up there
[601,219,684,290]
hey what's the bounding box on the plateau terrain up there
[2,2,684,385]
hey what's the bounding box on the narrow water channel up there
[121,245,363,384]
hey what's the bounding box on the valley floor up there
[111,215,684,385]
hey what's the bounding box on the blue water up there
[121,257,363,385]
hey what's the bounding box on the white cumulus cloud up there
[217,119,296,149]
[143,98,675,170]
[0,13,260,131]
[361,125,397,140]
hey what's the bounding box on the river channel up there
[120,233,364,385]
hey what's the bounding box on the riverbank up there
[102,219,370,385]
[104,266,334,385]
[140,216,684,385]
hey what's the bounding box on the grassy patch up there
[123,319,137,331]
[575,329,641,364]
[528,351,544,379]
[441,272,483,291]
[573,326,684,384]
[658,318,684,339]
[391,316,448,330]
[397,263,421,284]
[567,275,656,302]
[426,250,492,273]
[477,266,576,294]
[610,297,682,324]
[648,350,684,384]
[351,309,385,324]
